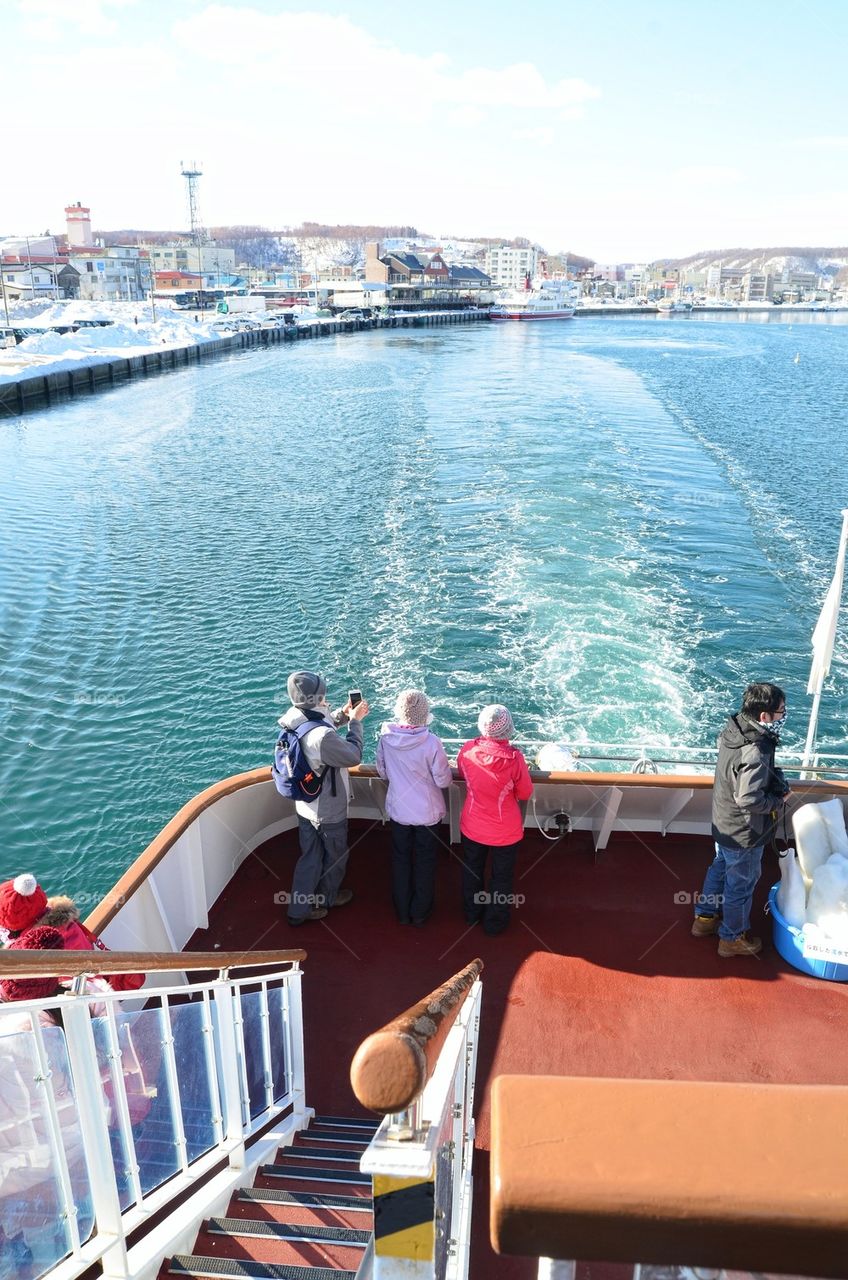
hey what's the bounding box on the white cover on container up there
[776,847,807,928]
[805,854,848,945]
[816,796,848,855]
[792,803,832,883]
[536,742,579,772]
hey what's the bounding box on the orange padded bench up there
[491,1074,848,1277]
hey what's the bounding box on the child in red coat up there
[0,875,145,991]
[456,705,533,935]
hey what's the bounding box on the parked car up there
[10,326,49,341]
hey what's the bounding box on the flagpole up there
[802,680,825,779]
[801,508,848,776]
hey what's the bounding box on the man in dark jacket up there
[693,682,789,957]
[279,670,369,925]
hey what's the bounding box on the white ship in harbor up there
[489,274,577,321]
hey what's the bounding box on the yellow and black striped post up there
[373,1168,436,1276]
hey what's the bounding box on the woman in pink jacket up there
[457,704,533,935]
[376,690,453,926]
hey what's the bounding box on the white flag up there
[807,520,848,695]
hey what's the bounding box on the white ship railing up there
[83,766,848,960]
[0,950,307,1280]
[442,738,848,777]
[351,959,483,1280]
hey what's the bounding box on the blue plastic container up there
[768,883,848,982]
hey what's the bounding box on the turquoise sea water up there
[1,313,847,898]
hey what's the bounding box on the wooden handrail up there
[491,1074,848,1278]
[0,948,305,979]
[349,958,483,1114]
[84,764,848,936]
[85,766,271,934]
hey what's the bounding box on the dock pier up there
[0,308,489,418]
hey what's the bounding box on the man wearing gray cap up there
[279,670,369,925]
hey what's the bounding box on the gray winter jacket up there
[711,714,788,851]
[278,707,364,825]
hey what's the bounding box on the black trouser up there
[461,834,521,935]
[390,820,440,924]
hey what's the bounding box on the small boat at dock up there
[490,275,576,321]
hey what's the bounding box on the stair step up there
[170,1257,356,1280]
[312,1115,378,1131]
[260,1164,370,1186]
[300,1133,370,1147]
[238,1188,372,1214]
[282,1147,362,1163]
[206,1218,369,1248]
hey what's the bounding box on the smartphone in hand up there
[348,690,362,708]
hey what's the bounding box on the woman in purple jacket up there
[376,690,454,926]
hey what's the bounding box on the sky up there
[5,0,848,261]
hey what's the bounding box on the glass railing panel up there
[0,1021,94,1280]
[126,1006,180,1196]
[91,1014,136,1210]
[267,983,289,1104]
[168,1000,218,1163]
[238,989,268,1120]
[93,1005,181,1200]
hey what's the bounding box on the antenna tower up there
[180,160,205,246]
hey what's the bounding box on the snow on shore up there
[0,300,226,383]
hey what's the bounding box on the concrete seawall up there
[0,309,489,418]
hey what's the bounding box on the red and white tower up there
[65,202,93,247]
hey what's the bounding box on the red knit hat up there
[1,925,65,1003]
[0,874,48,933]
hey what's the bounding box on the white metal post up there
[159,998,190,1175]
[29,1012,83,1256]
[62,998,131,1279]
[101,1002,143,1209]
[258,977,275,1114]
[286,964,308,1128]
[212,979,248,1171]
[200,987,226,1148]
[362,978,483,1280]
[802,509,848,776]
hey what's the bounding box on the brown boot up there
[718,932,762,957]
[691,914,720,937]
[287,907,329,926]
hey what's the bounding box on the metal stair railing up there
[349,958,484,1280]
[0,949,307,1280]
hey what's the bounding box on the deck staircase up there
[161,1116,377,1280]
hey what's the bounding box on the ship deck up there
[187,820,848,1278]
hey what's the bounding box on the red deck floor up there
[188,820,848,1278]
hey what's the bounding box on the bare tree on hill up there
[284,222,420,240]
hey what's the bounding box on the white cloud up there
[18,0,138,38]
[794,135,848,150]
[675,165,742,186]
[511,127,555,147]
[449,106,487,128]
[172,7,599,117]
[438,63,598,111]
